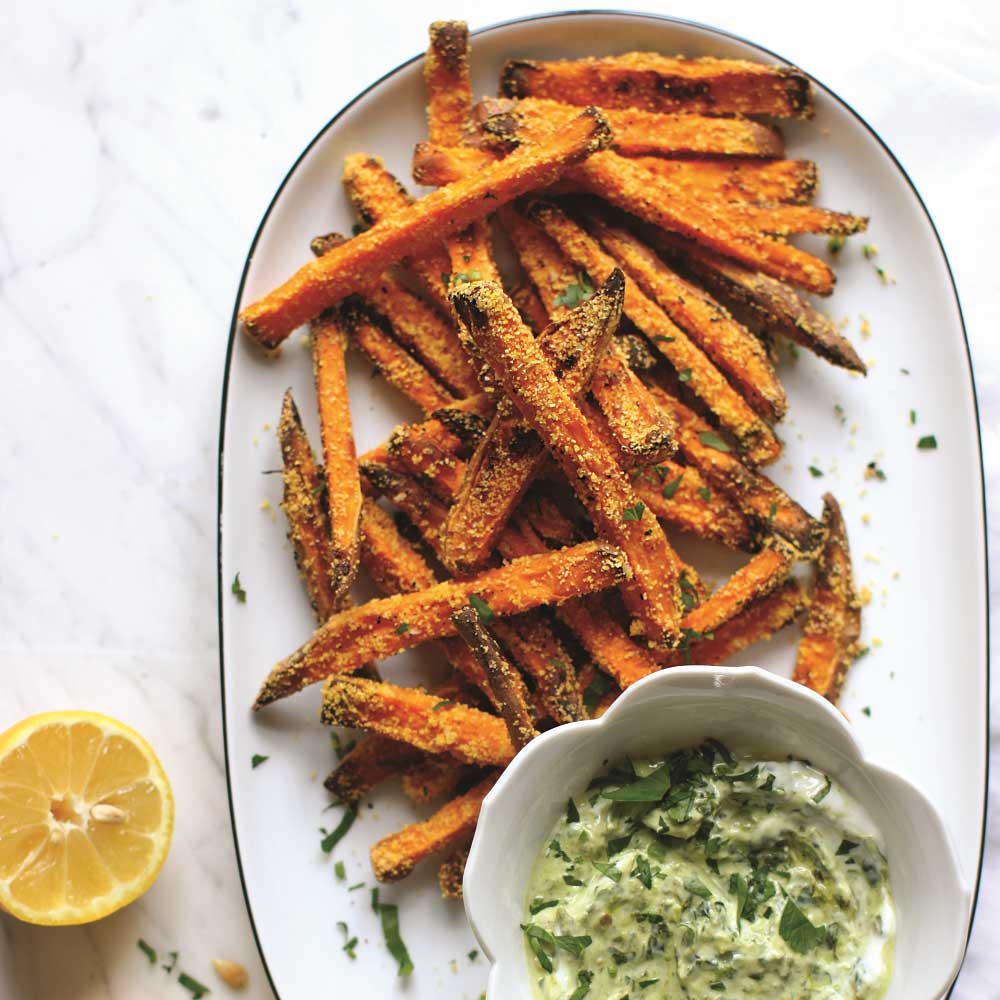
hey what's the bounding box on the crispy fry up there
[453,280,684,648]
[590,345,676,462]
[255,539,630,706]
[529,201,781,465]
[631,158,819,205]
[661,577,807,666]
[793,494,861,704]
[370,772,499,882]
[499,205,582,314]
[361,463,448,552]
[481,97,785,158]
[341,155,452,315]
[425,20,473,146]
[401,758,473,805]
[438,844,470,899]
[650,231,866,373]
[343,302,456,414]
[412,142,494,187]
[324,736,425,805]
[646,382,826,558]
[499,53,813,118]
[452,607,538,750]
[322,675,515,765]
[443,271,624,575]
[238,108,613,347]
[311,310,362,605]
[277,390,340,621]
[629,459,754,550]
[586,216,787,423]
[388,421,466,501]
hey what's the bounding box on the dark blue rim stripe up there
[217,11,989,997]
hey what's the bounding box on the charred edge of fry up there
[323,736,425,805]
[499,54,813,119]
[438,844,471,898]
[240,108,614,346]
[617,331,658,371]
[431,401,493,444]
[451,279,683,648]
[401,758,472,805]
[361,463,447,550]
[452,607,538,750]
[254,540,631,706]
[277,389,340,622]
[651,232,866,374]
[370,772,499,882]
[322,675,514,766]
[425,21,472,147]
[793,493,861,705]
[388,422,466,501]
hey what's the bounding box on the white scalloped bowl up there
[463,666,970,999]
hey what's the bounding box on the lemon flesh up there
[0,711,174,925]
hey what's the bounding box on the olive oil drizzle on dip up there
[523,742,895,999]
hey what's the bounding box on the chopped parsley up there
[653,334,676,343]
[866,461,887,482]
[334,860,346,880]
[698,486,711,503]
[250,754,269,769]
[827,235,845,253]
[394,622,410,635]
[812,776,833,804]
[909,409,917,425]
[432,700,454,712]
[593,861,622,882]
[319,807,357,853]
[632,854,653,890]
[178,972,211,999]
[567,798,580,824]
[699,431,731,453]
[917,435,938,450]
[622,502,645,522]
[162,951,179,974]
[554,273,595,308]
[582,673,613,715]
[808,465,824,478]
[338,920,358,960]
[451,269,482,285]
[330,731,355,761]
[779,898,827,953]
[603,763,671,802]
[862,706,873,718]
[376,900,414,976]
[137,939,157,964]
[660,471,684,500]
[678,367,693,382]
[862,244,878,260]
[468,593,494,624]
[530,897,559,915]
[231,573,247,603]
[468,950,479,961]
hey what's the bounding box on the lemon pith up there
[0,711,174,926]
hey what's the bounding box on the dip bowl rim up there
[463,664,971,999]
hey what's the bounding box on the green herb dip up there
[523,741,894,999]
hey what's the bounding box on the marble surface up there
[1,1,997,997]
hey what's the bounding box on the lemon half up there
[0,711,174,925]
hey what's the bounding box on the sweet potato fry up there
[438,844,470,899]
[425,20,473,146]
[238,108,613,347]
[661,577,807,667]
[277,390,340,621]
[498,205,582,314]
[254,539,630,706]
[442,271,624,575]
[341,155,452,315]
[509,281,550,332]
[343,302,456,414]
[431,393,495,444]
[649,231,866,373]
[412,142,494,187]
[401,758,474,805]
[631,158,818,205]
[361,463,448,552]
[529,201,780,465]
[481,97,785,158]
[453,280,685,648]
[630,459,754,550]
[324,736,425,805]
[311,310,362,605]
[646,382,826,558]
[793,494,861,704]
[322,675,515,765]
[586,215,786,423]
[499,53,814,118]
[452,607,538,750]
[388,421,466,501]
[371,771,500,881]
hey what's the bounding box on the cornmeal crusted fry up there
[255,539,629,706]
[452,280,684,648]
[388,421,466,501]
[480,96,785,158]
[322,676,515,765]
[412,142,494,187]
[660,577,807,667]
[438,844,471,898]
[509,281,550,332]
[432,393,495,444]
[452,607,538,750]
[341,155,452,315]
[370,772,500,881]
[277,390,340,621]
[648,231,866,373]
[240,107,613,346]
[499,52,814,118]
[324,737,425,805]
[311,309,362,605]
[342,301,456,415]
[401,758,475,805]
[793,494,861,704]
[529,201,781,465]
[443,271,624,575]
[629,158,818,205]
[646,382,826,558]
[584,214,787,424]
[425,20,474,146]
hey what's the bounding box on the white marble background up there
[1,1,997,997]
